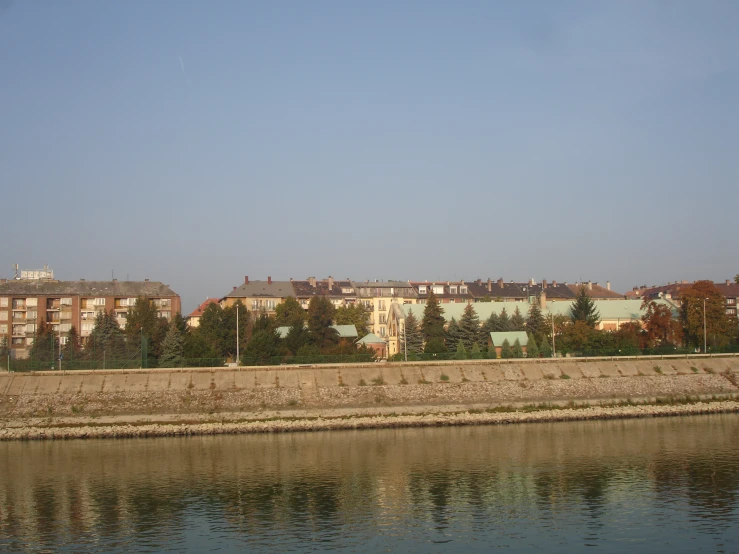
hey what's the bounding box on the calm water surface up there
[1,414,739,553]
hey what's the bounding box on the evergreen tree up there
[445,318,462,352]
[511,307,526,331]
[86,311,126,362]
[540,337,552,358]
[275,297,306,328]
[526,301,546,341]
[125,296,160,343]
[421,291,446,342]
[488,345,499,359]
[0,336,8,359]
[570,287,600,328]
[512,338,524,358]
[62,325,81,362]
[242,329,279,365]
[183,328,220,361]
[284,320,310,355]
[170,312,189,337]
[400,311,424,355]
[483,311,500,334]
[197,302,227,355]
[500,339,513,359]
[307,296,339,349]
[159,323,185,368]
[498,308,511,331]
[424,337,446,354]
[525,333,539,358]
[470,343,482,359]
[459,304,482,350]
[454,339,467,360]
[29,319,57,365]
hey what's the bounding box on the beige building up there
[0,276,180,359]
[186,298,220,328]
[351,280,418,356]
[220,276,294,317]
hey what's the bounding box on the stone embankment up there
[1,355,738,440]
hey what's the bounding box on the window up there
[379,314,387,324]
[61,297,72,306]
[418,299,426,305]
[0,311,6,321]
[449,286,457,294]
[379,300,386,310]
[26,298,37,307]
[266,300,276,310]
[0,297,7,307]
[342,287,354,294]
[26,323,36,333]
[26,310,37,320]
[728,298,736,305]
[418,285,427,294]
[379,326,386,337]
[158,311,171,319]
[0,324,7,334]
[94,298,106,306]
[117,312,127,319]
[82,323,94,331]
[460,286,468,294]
[431,285,444,294]
[60,336,68,345]
[252,300,261,310]
[61,311,72,320]
[81,311,96,321]
[12,324,25,335]
[60,323,71,332]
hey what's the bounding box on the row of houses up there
[627,280,739,319]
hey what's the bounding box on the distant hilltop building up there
[0,267,180,359]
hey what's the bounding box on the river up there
[1,414,738,552]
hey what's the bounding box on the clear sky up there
[1,0,737,313]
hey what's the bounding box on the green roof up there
[489,331,529,347]
[275,324,357,339]
[402,298,677,323]
[357,333,386,344]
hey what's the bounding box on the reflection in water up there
[1,415,739,552]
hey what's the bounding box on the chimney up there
[268,276,272,285]
[328,276,334,289]
[113,279,117,282]
[529,278,536,286]
[309,276,316,288]
[588,281,592,290]
[233,286,237,291]
[727,279,731,286]
[476,279,482,285]
[498,278,504,289]
[606,281,611,291]
[552,280,557,287]
[487,278,492,292]
[540,291,547,310]
[245,276,249,285]
[145,278,149,282]
[542,279,547,289]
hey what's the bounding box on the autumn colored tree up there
[641,298,682,347]
[680,281,732,350]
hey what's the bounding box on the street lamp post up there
[551,315,556,358]
[703,297,708,354]
[236,305,240,365]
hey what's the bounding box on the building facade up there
[0,277,180,359]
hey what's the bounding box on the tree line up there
[397,284,738,360]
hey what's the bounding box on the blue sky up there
[1,0,737,313]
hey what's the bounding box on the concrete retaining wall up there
[2,356,739,419]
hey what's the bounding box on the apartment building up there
[291,276,357,311]
[411,281,471,304]
[221,276,294,316]
[0,277,180,359]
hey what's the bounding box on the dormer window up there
[460,286,468,294]
[449,286,457,294]
[418,285,427,294]
[431,285,444,294]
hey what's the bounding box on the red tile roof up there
[188,298,220,319]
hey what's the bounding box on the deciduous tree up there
[275,297,306,328]
[307,296,338,349]
[334,303,370,337]
[680,280,731,350]
[641,298,682,347]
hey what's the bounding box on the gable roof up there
[0,280,178,297]
[187,298,220,319]
[489,331,529,346]
[225,280,295,299]
[291,279,356,298]
[566,283,624,299]
[357,333,386,344]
